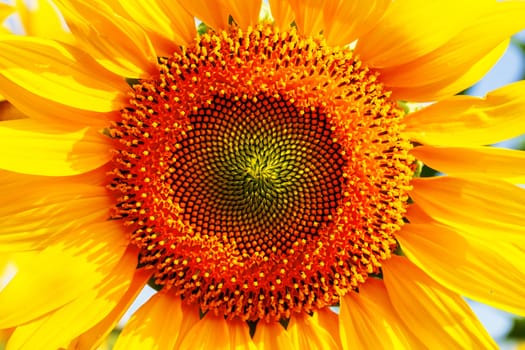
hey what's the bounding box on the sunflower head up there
[1,1,525,349]
[108,23,414,322]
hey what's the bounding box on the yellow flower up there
[1,0,525,349]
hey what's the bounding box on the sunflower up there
[1,0,525,349]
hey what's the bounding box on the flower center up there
[109,25,413,322]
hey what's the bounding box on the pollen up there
[109,25,413,322]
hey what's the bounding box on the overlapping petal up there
[253,322,295,350]
[0,74,115,130]
[0,35,127,112]
[178,0,230,31]
[5,249,136,350]
[177,316,256,350]
[116,0,196,56]
[0,168,112,252]
[339,278,423,349]
[287,314,340,350]
[410,176,525,244]
[357,0,491,66]
[268,0,293,29]
[15,0,73,42]
[358,0,525,101]
[383,256,497,349]
[323,0,390,47]
[54,0,157,78]
[398,222,525,317]
[0,119,112,176]
[411,145,525,183]
[69,268,151,350]
[114,292,185,350]
[404,80,525,146]
[0,100,26,121]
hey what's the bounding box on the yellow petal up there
[0,119,111,176]
[177,316,256,350]
[356,0,492,68]
[0,3,14,22]
[403,80,525,146]
[253,321,295,350]
[287,314,340,350]
[286,0,324,36]
[16,0,73,43]
[375,2,525,101]
[323,0,390,47]
[0,75,114,131]
[179,0,231,31]
[6,249,136,350]
[114,292,184,350]
[0,35,126,112]
[398,222,525,317]
[0,241,124,329]
[389,39,509,102]
[383,255,497,349]
[410,176,525,244]
[411,145,525,184]
[0,170,111,252]
[340,278,422,349]
[54,0,157,78]
[117,0,196,56]
[268,0,294,29]
[69,268,151,350]
[0,173,128,328]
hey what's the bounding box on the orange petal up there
[268,0,294,29]
[398,222,525,317]
[179,0,230,31]
[403,80,525,146]
[286,0,324,36]
[54,0,157,78]
[340,278,422,349]
[410,176,525,244]
[113,292,184,350]
[0,35,126,112]
[316,309,342,350]
[5,249,136,350]
[222,0,262,29]
[383,255,497,349]
[117,0,196,56]
[171,304,202,349]
[0,100,26,121]
[177,316,256,350]
[253,321,295,350]
[287,314,340,350]
[69,268,151,350]
[356,0,493,68]
[411,145,525,184]
[0,119,111,176]
[323,0,390,47]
